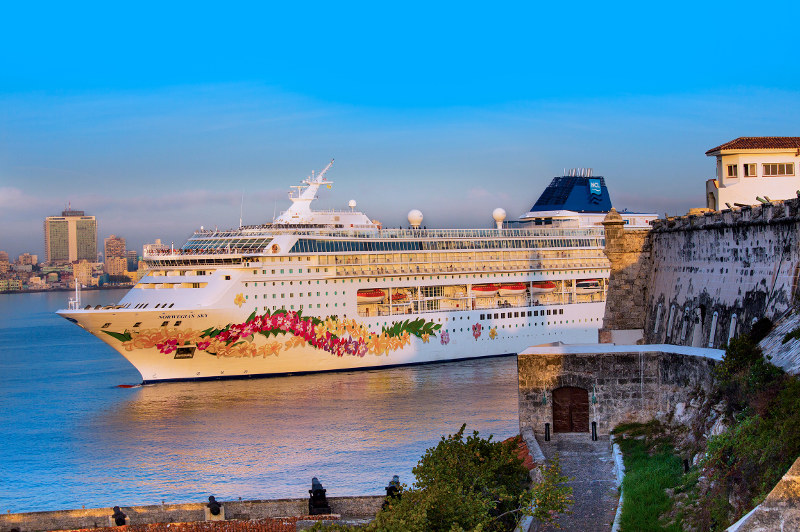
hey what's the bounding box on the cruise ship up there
[58,162,647,383]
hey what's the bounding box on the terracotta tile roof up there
[706,137,800,155]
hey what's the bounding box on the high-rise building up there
[44,207,97,264]
[125,249,139,271]
[104,234,126,259]
[0,251,8,262]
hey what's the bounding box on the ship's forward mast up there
[274,159,335,224]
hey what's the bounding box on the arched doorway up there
[552,386,589,433]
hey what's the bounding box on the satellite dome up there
[408,209,423,228]
[492,208,507,222]
[348,199,357,211]
[492,208,507,229]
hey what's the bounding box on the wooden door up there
[552,386,589,433]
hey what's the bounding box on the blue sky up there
[2,1,800,258]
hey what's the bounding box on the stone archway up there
[552,386,589,433]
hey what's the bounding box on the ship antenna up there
[239,192,244,228]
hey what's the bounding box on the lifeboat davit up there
[529,281,557,294]
[357,289,386,303]
[498,283,527,297]
[575,279,602,294]
[471,284,499,297]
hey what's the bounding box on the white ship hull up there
[58,302,605,383]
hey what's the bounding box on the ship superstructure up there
[58,162,622,383]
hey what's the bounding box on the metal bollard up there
[545,423,550,442]
[591,421,597,441]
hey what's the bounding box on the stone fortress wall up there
[601,197,800,366]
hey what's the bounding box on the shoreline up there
[0,285,133,295]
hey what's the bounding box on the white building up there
[705,137,800,210]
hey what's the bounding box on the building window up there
[763,163,794,176]
[743,163,757,177]
[727,164,737,178]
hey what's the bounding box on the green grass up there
[613,423,684,532]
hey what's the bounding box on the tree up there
[316,425,572,532]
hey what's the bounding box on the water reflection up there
[84,358,518,510]
[1,290,519,512]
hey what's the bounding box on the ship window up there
[174,321,182,326]
[224,276,231,280]
[527,311,532,316]
[514,312,519,317]
[559,309,564,315]
[169,303,174,308]
[494,313,498,319]
[501,313,506,318]
[480,314,485,320]
[102,322,111,328]
[133,322,141,327]
[161,321,169,327]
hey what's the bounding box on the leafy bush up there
[312,425,572,531]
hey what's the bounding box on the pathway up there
[529,433,619,532]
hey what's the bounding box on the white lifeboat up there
[575,279,602,294]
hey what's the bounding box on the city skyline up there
[3,2,800,258]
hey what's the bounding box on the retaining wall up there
[0,496,384,532]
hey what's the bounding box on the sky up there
[2,1,800,259]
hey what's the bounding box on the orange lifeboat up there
[471,284,499,297]
[391,292,408,302]
[498,283,527,297]
[529,281,557,294]
[357,289,386,303]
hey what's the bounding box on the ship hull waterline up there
[58,303,605,384]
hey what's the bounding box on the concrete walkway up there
[529,433,619,532]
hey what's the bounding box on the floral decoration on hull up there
[101,310,441,359]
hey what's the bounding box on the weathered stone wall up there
[517,346,720,437]
[0,496,384,532]
[728,456,800,532]
[599,209,652,342]
[643,199,800,349]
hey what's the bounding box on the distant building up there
[705,137,800,210]
[72,260,93,287]
[0,251,8,262]
[104,234,126,259]
[44,207,97,263]
[0,261,8,274]
[0,279,22,291]
[17,253,38,265]
[105,256,128,276]
[125,249,139,271]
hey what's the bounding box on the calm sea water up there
[0,290,519,513]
